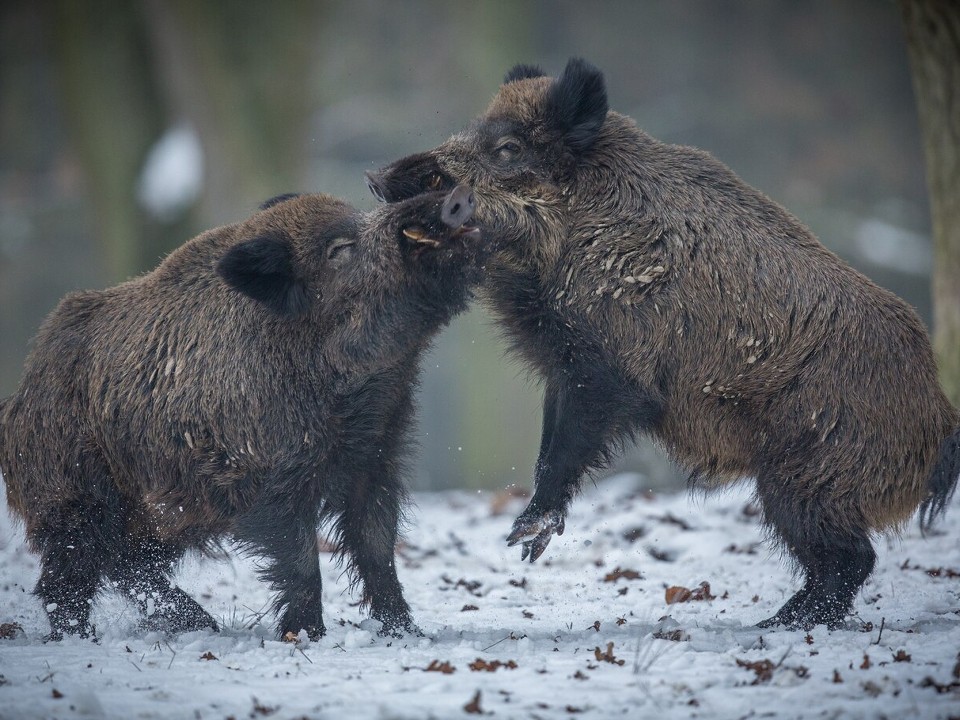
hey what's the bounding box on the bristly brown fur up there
[0,188,490,641]
[368,57,960,630]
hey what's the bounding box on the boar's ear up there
[544,57,608,155]
[259,193,301,210]
[216,231,311,316]
[503,63,545,84]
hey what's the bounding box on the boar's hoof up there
[374,611,420,638]
[506,509,566,563]
[757,589,850,631]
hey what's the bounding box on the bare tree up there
[900,0,960,406]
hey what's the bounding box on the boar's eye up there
[423,173,445,191]
[494,138,523,162]
[326,237,355,265]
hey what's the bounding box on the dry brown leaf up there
[0,623,23,640]
[461,604,479,612]
[464,690,483,714]
[593,642,625,666]
[892,650,911,663]
[603,567,642,583]
[736,658,775,684]
[199,651,218,661]
[468,658,518,672]
[665,581,715,604]
[425,660,456,674]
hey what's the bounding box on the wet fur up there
[370,58,960,629]
[0,191,488,640]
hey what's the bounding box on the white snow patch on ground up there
[1,475,958,719]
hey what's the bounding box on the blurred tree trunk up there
[900,0,960,406]
[141,0,324,228]
[50,0,164,282]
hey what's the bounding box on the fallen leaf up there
[51,689,63,699]
[603,567,642,583]
[616,617,627,626]
[425,660,455,674]
[462,604,479,612]
[522,610,534,619]
[653,629,689,642]
[468,658,517,672]
[832,669,843,684]
[736,658,775,684]
[593,642,625,666]
[509,577,528,589]
[566,706,584,714]
[199,651,218,661]
[282,632,299,643]
[590,621,601,632]
[0,623,23,640]
[860,654,872,670]
[892,650,911,663]
[804,634,814,645]
[464,690,483,714]
[665,581,715,604]
[573,670,589,680]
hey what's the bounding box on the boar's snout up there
[441,185,475,228]
[365,170,388,203]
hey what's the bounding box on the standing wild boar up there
[367,58,960,630]
[0,185,486,640]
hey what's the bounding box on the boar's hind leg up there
[32,458,124,640]
[235,503,326,640]
[110,538,217,633]
[756,481,876,630]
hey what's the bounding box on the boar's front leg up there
[507,371,662,562]
[334,469,414,638]
[234,493,326,640]
[111,537,218,633]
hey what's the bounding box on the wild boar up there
[0,185,485,640]
[366,59,960,629]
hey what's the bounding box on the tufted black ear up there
[503,63,546,84]
[216,231,311,316]
[544,57,608,155]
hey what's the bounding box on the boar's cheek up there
[216,231,312,316]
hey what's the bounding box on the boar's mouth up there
[401,221,481,249]
[399,183,480,249]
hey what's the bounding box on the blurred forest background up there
[0,0,935,492]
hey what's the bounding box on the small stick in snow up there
[482,633,514,652]
[872,617,886,645]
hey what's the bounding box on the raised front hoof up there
[506,508,566,563]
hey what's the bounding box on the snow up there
[136,125,204,222]
[1,474,958,719]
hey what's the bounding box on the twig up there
[332,643,347,653]
[481,634,513,652]
[872,617,886,646]
[128,661,142,672]
[165,641,177,670]
[298,647,314,664]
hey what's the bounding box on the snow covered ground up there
[1,474,958,720]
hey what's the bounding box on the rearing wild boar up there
[0,186,486,640]
[367,58,960,630]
